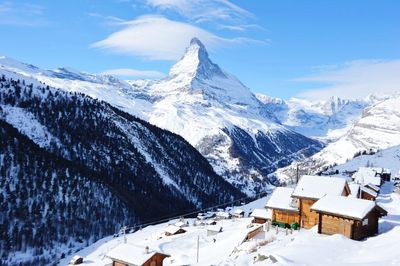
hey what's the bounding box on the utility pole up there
[121,225,127,244]
[196,235,200,263]
[296,163,299,184]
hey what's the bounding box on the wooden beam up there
[318,213,322,234]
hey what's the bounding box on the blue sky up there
[0,0,399,99]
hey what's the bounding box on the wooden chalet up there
[206,225,223,236]
[265,187,299,226]
[353,167,382,187]
[106,244,170,266]
[292,175,350,229]
[205,219,217,226]
[164,224,186,236]
[215,211,231,220]
[69,255,83,265]
[348,183,360,198]
[311,196,387,240]
[380,168,391,182]
[232,209,245,218]
[365,183,380,193]
[250,208,272,224]
[360,186,378,201]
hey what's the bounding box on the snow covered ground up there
[331,145,400,177]
[62,182,400,265]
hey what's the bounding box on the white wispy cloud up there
[91,15,267,60]
[145,0,253,24]
[88,12,127,25]
[296,59,400,100]
[0,1,47,26]
[101,68,165,79]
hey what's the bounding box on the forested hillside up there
[0,75,243,265]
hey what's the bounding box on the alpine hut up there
[106,244,170,266]
[292,175,350,229]
[311,196,387,240]
[265,187,299,227]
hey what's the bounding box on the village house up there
[205,219,217,226]
[250,208,272,224]
[206,225,223,236]
[265,187,299,226]
[352,167,383,187]
[348,183,361,198]
[174,220,188,228]
[311,196,387,240]
[164,224,186,236]
[292,175,350,229]
[380,168,392,182]
[68,255,83,265]
[360,186,378,201]
[232,209,245,218]
[216,211,231,220]
[106,244,170,266]
[365,183,380,194]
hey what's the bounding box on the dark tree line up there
[0,76,243,265]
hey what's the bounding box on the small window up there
[362,218,368,226]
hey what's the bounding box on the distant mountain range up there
[0,39,323,195]
[275,94,400,181]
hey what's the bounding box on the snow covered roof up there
[311,196,377,220]
[360,186,378,198]
[266,187,298,212]
[366,183,380,192]
[206,219,216,225]
[382,168,391,174]
[348,183,360,198]
[353,167,381,186]
[292,175,348,199]
[233,209,244,215]
[106,244,167,266]
[175,221,185,227]
[165,224,185,235]
[207,225,222,232]
[216,211,231,218]
[250,208,272,219]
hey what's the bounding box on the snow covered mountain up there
[276,95,400,181]
[256,93,372,142]
[0,39,323,195]
[0,75,243,265]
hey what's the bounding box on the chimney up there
[145,246,149,254]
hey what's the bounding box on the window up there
[362,218,368,226]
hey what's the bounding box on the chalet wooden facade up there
[250,208,271,224]
[106,244,170,266]
[360,186,377,201]
[266,187,299,226]
[164,225,186,236]
[292,175,350,229]
[311,196,387,240]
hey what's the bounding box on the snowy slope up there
[276,95,400,181]
[330,145,400,177]
[64,182,400,266]
[0,75,244,265]
[0,39,322,195]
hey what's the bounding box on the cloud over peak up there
[91,15,266,61]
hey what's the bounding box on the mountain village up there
[1,2,399,264]
[63,165,400,266]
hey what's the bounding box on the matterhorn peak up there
[168,37,225,80]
